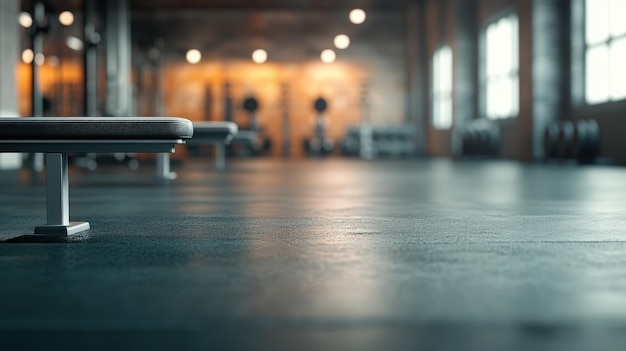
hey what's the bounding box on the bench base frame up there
[34,221,91,235]
[0,139,183,241]
[26,153,92,238]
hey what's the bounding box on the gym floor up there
[1,157,626,350]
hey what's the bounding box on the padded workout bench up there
[190,122,238,170]
[156,121,238,179]
[0,117,193,240]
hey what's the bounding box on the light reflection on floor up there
[1,158,626,349]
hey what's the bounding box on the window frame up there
[583,0,626,105]
[479,10,520,120]
[431,44,454,130]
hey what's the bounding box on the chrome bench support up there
[33,153,90,236]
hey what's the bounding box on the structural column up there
[84,0,100,117]
[104,0,132,117]
[0,0,22,169]
[532,0,565,160]
[452,0,478,156]
[30,2,46,118]
[405,0,427,155]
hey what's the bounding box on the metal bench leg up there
[34,153,90,236]
[156,153,177,180]
[215,143,226,171]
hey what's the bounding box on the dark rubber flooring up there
[1,158,626,350]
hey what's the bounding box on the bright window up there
[432,45,453,129]
[585,0,626,104]
[484,14,519,119]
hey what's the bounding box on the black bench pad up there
[0,117,194,140]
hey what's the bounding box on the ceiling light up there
[186,49,201,64]
[19,12,32,28]
[321,49,336,64]
[21,49,34,64]
[58,11,74,26]
[349,9,366,24]
[252,49,268,64]
[66,36,84,51]
[34,53,45,66]
[334,34,350,49]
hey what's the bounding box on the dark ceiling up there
[22,0,409,12]
[131,0,408,11]
[20,0,410,62]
